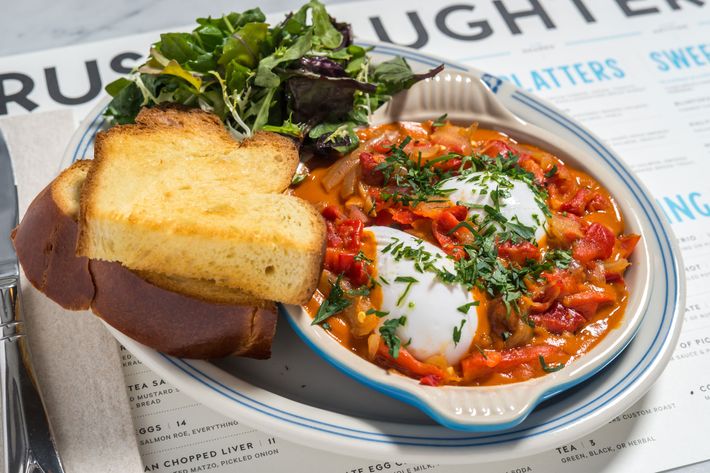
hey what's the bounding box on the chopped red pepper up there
[325,221,343,248]
[562,287,615,319]
[322,205,345,222]
[587,193,612,212]
[431,209,469,259]
[359,152,386,185]
[617,234,640,259]
[573,223,615,264]
[517,153,545,184]
[530,302,586,334]
[497,240,541,265]
[432,157,463,173]
[335,219,364,252]
[461,345,560,380]
[372,139,394,154]
[481,140,514,159]
[376,341,447,386]
[387,207,418,225]
[323,248,370,287]
[560,188,594,216]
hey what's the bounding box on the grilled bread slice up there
[12,161,277,359]
[77,107,326,305]
[99,106,301,194]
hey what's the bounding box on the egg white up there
[367,226,478,365]
[441,172,547,241]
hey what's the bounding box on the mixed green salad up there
[104,0,442,153]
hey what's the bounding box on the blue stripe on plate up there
[74,46,680,444]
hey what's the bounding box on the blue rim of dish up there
[74,43,680,444]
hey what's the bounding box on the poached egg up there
[368,226,479,365]
[442,172,547,241]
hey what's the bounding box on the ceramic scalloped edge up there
[283,70,653,431]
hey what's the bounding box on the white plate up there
[64,42,684,464]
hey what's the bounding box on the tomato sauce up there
[294,120,639,387]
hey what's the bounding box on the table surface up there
[2,1,708,472]
[0,0,349,57]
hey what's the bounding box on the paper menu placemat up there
[2,0,710,471]
[0,110,144,473]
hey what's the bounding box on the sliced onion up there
[367,333,381,360]
[358,182,376,216]
[347,205,370,224]
[323,154,359,191]
[339,166,359,198]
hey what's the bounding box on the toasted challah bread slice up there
[12,161,277,359]
[135,271,265,306]
[77,107,326,305]
[100,106,301,193]
[23,158,263,306]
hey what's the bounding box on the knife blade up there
[0,129,65,473]
[0,130,18,279]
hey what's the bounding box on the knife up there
[0,130,65,473]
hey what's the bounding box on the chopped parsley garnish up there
[475,344,488,359]
[374,137,459,206]
[453,319,466,345]
[447,220,477,235]
[369,140,568,318]
[379,316,407,358]
[346,286,371,297]
[366,308,389,317]
[539,355,565,373]
[311,275,351,325]
[394,276,419,283]
[545,248,573,269]
[457,301,480,314]
[502,331,512,341]
[544,164,558,178]
[354,250,373,263]
[394,276,418,306]
[432,113,448,127]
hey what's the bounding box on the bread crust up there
[90,260,276,359]
[12,161,278,359]
[12,165,95,310]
